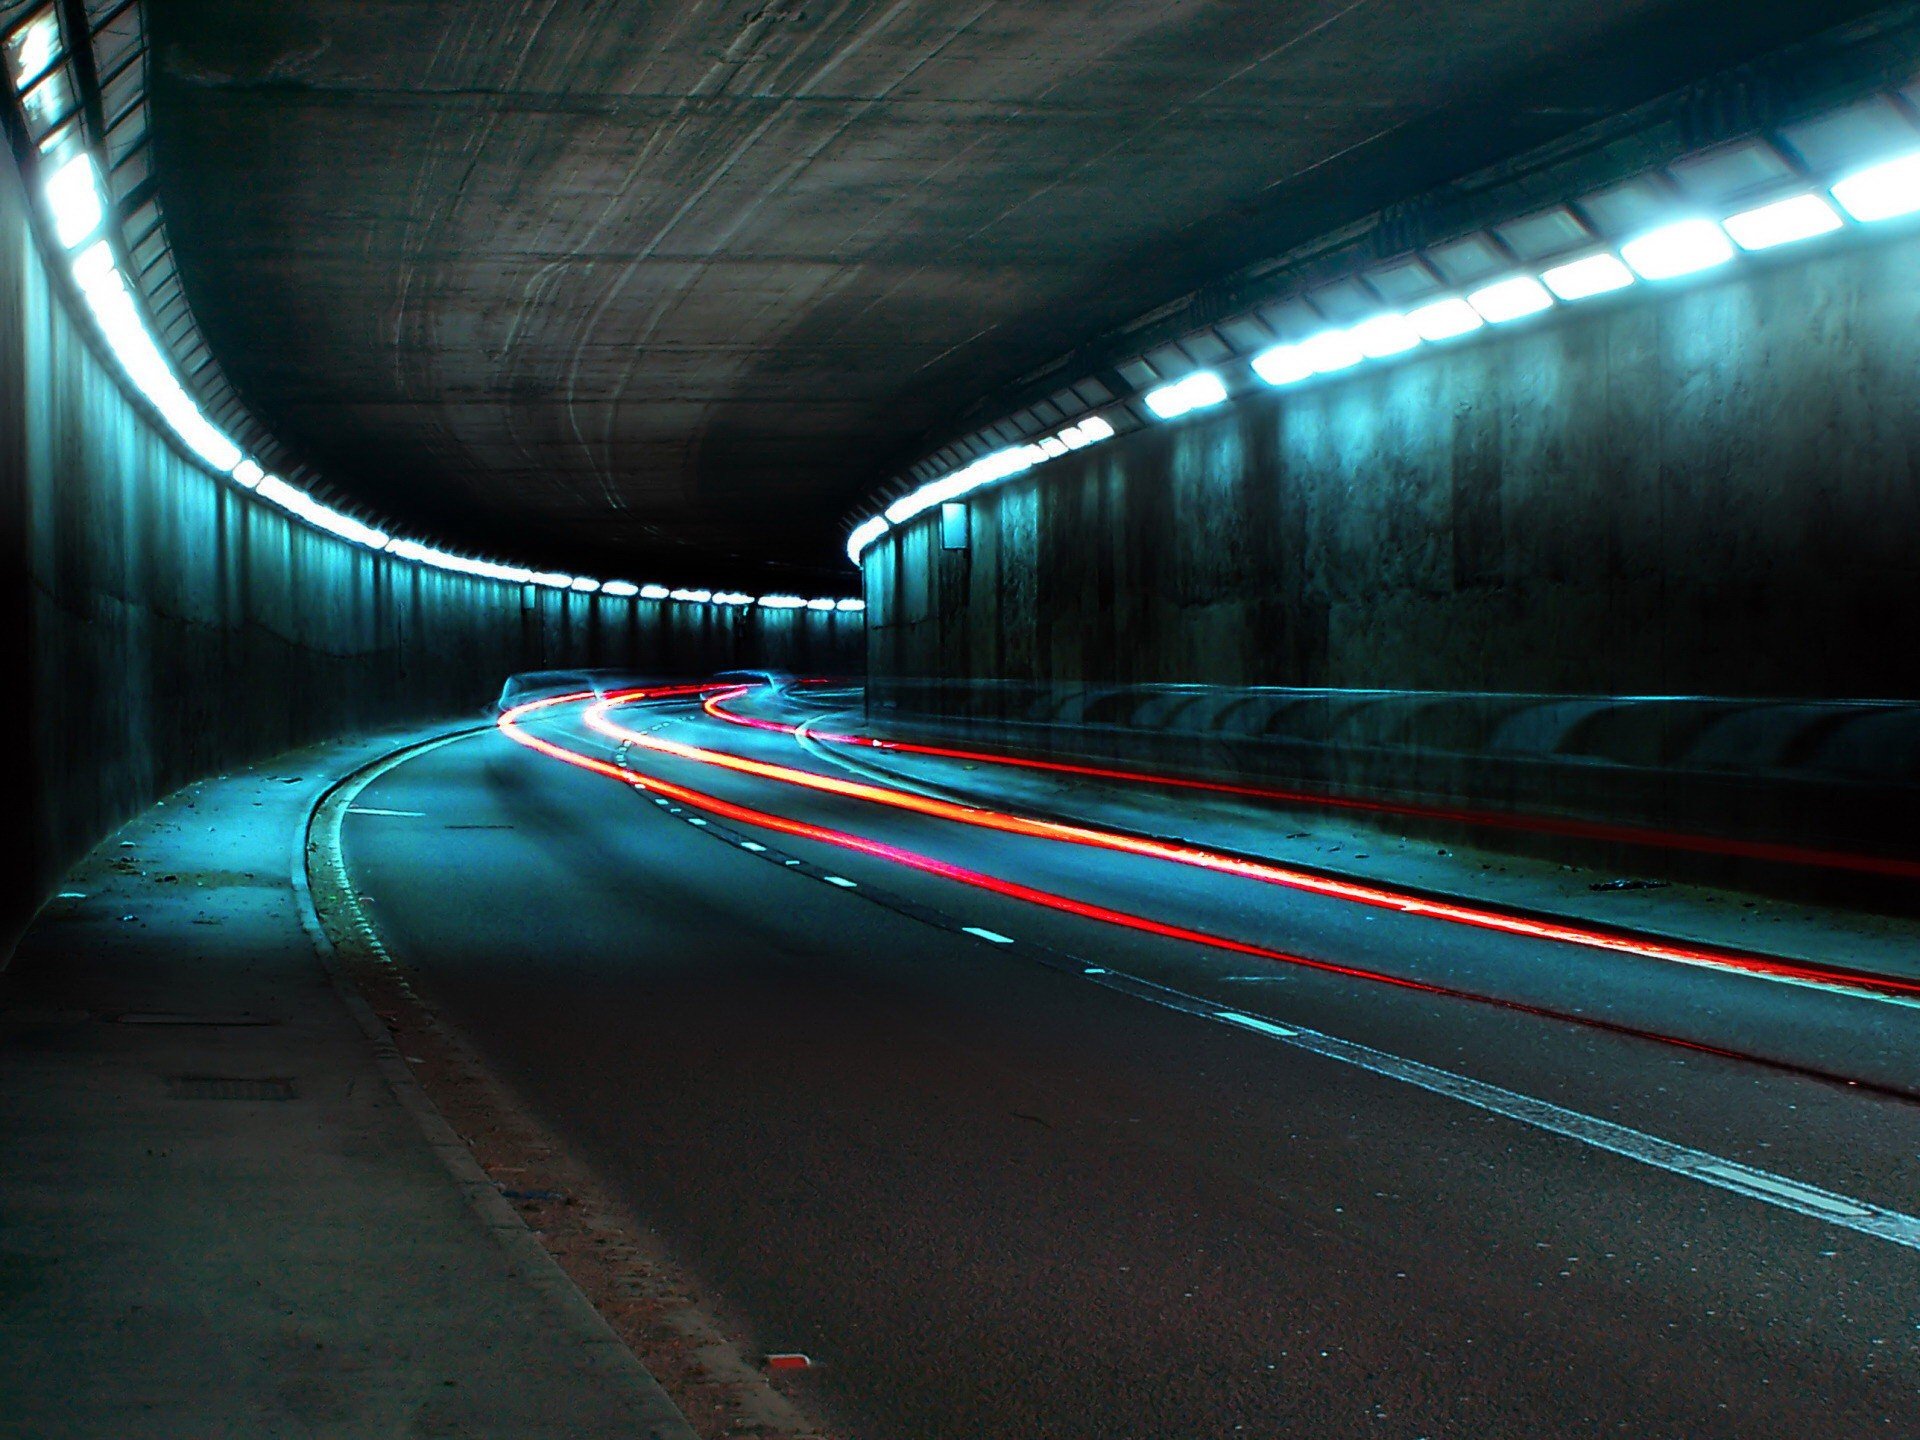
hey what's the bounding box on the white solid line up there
[1700,1164,1875,1218]
[1215,1011,1298,1037]
[346,806,425,818]
[1126,979,1920,1251]
[823,876,857,888]
[962,926,1014,944]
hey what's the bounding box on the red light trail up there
[495,689,1920,1102]
[700,686,1920,882]
[585,690,1920,1003]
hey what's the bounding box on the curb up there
[293,721,701,1440]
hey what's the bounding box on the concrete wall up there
[0,151,859,953]
[863,228,1920,889]
[869,230,1920,701]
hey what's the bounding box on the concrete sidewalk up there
[0,728,695,1440]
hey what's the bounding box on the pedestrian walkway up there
[0,728,695,1440]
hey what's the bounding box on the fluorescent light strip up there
[1541,252,1636,301]
[849,96,1920,573]
[36,138,858,609]
[44,151,102,247]
[1620,219,1736,280]
[1831,152,1920,223]
[1467,275,1556,324]
[1144,370,1228,420]
[1724,193,1843,251]
[849,412,1116,563]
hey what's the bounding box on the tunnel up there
[2,2,1918,1436]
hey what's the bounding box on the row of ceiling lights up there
[5,5,862,615]
[846,86,1920,568]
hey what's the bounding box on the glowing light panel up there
[1540,253,1636,301]
[1466,276,1555,324]
[1723,193,1844,251]
[1620,219,1735,280]
[1143,371,1228,420]
[1831,152,1920,223]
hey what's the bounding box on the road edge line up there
[293,721,701,1440]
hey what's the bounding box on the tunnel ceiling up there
[144,0,1875,585]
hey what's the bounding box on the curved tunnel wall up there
[0,151,860,953]
[862,227,1920,882]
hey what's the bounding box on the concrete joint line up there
[293,723,699,1440]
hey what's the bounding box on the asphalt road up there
[337,692,1920,1439]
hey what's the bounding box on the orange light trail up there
[588,691,1920,1002]
[700,687,1920,882]
[495,689,1920,1101]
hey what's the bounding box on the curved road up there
[335,687,1920,1439]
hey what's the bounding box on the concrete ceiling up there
[146,0,1872,586]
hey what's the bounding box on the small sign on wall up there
[940,501,970,551]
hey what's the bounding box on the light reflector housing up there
[1620,219,1735,280]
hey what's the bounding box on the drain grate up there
[165,1076,297,1102]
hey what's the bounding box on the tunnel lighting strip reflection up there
[701,688,1920,885]
[7,34,856,612]
[586,688,1920,1005]
[496,690,1920,1108]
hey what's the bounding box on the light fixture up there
[1405,297,1484,342]
[230,459,265,489]
[1071,415,1116,444]
[640,584,671,600]
[1299,328,1366,373]
[1348,313,1421,359]
[600,581,639,597]
[1722,193,1844,251]
[847,514,890,564]
[44,151,102,248]
[836,598,866,612]
[807,598,836,612]
[1251,343,1313,387]
[1619,219,1735,280]
[1143,371,1228,420]
[70,241,243,473]
[255,476,389,550]
[1540,252,1636,301]
[1037,436,1069,458]
[757,594,806,609]
[1466,276,1556,324]
[1830,152,1920,223]
[6,13,59,89]
[569,577,601,593]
